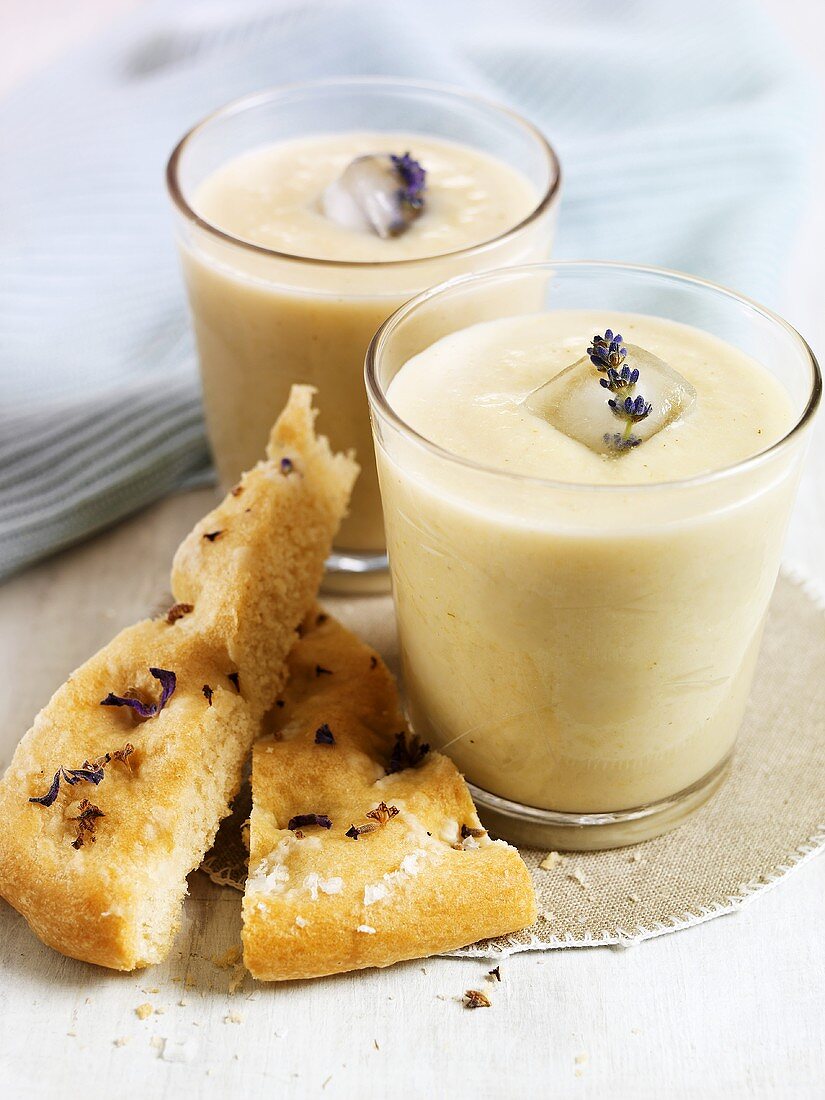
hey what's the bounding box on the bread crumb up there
[575,1053,588,1065]
[67,1031,77,1038]
[135,1003,153,1020]
[357,924,377,934]
[213,945,242,969]
[628,893,640,903]
[225,1012,243,1025]
[178,999,189,1007]
[150,1036,164,1051]
[568,870,589,890]
[295,915,308,928]
[113,1037,130,1047]
[539,851,565,870]
[629,852,645,864]
[540,910,555,923]
[228,964,246,995]
[154,1006,166,1015]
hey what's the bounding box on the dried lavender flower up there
[314,724,335,745]
[366,802,399,825]
[346,801,399,839]
[71,799,105,849]
[111,743,135,768]
[29,771,62,807]
[287,813,333,831]
[100,667,176,719]
[387,731,430,774]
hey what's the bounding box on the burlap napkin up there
[201,566,825,955]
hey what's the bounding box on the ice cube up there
[321,154,424,238]
[524,340,696,455]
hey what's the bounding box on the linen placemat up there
[201,566,825,955]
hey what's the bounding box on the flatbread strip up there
[243,612,536,980]
[0,387,357,971]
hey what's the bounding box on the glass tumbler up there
[366,261,821,848]
[166,78,561,590]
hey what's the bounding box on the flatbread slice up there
[0,387,357,970]
[243,612,536,980]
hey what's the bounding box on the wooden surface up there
[2,2,825,1097]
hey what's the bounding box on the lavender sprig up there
[588,329,652,451]
[391,153,426,210]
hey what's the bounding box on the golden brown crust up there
[242,612,536,981]
[0,387,357,970]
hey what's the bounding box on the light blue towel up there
[0,0,816,579]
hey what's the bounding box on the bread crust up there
[0,387,357,970]
[243,612,536,981]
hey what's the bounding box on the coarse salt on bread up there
[242,612,536,980]
[0,387,357,970]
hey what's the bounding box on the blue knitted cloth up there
[0,0,815,578]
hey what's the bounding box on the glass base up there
[321,549,390,594]
[468,753,732,851]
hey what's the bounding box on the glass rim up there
[165,76,562,270]
[365,259,822,495]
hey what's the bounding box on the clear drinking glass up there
[166,78,561,591]
[366,262,821,849]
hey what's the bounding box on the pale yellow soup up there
[182,134,543,556]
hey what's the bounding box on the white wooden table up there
[1,3,824,1096]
